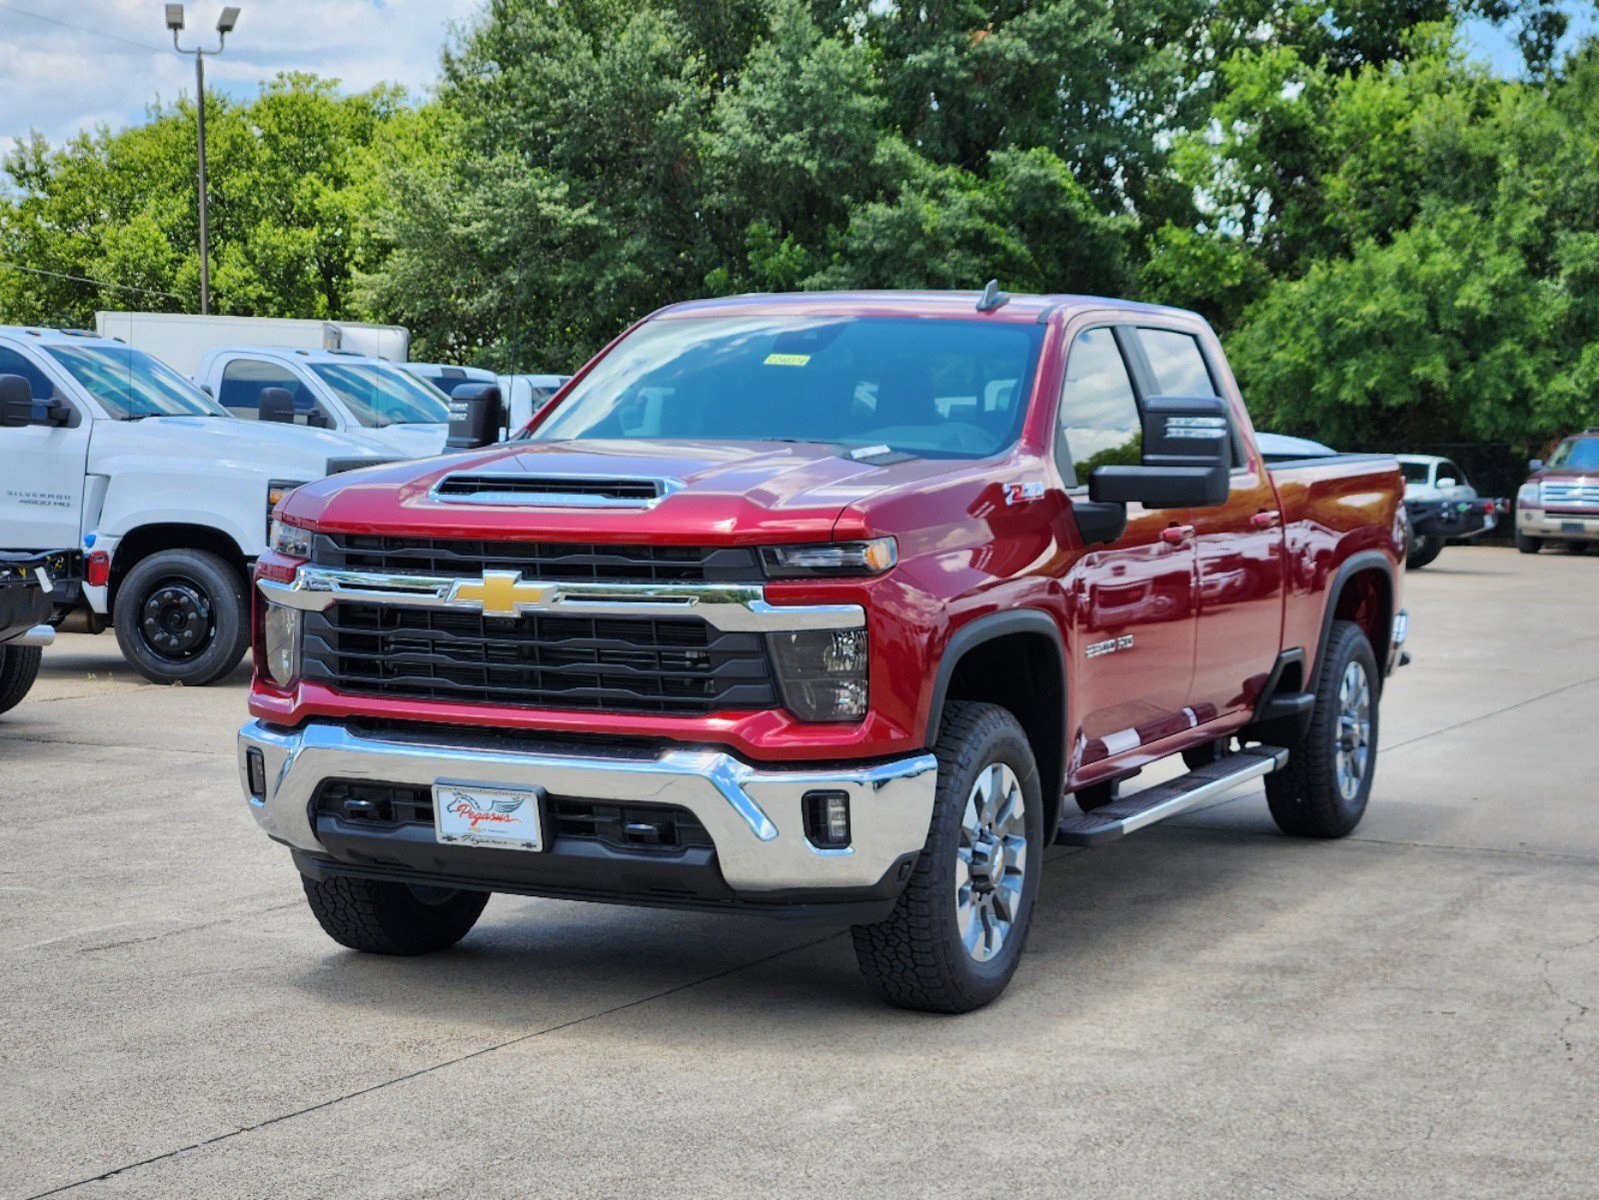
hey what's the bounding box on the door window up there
[1057,328,1141,485]
[219,359,314,422]
[1136,328,1217,397]
[0,346,58,400]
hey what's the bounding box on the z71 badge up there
[1005,481,1046,506]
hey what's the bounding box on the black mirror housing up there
[259,387,296,424]
[447,383,504,449]
[1089,395,1232,510]
[1528,459,1544,472]
[0,373,69,428]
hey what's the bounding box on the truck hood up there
[348,422,449,458]
[87,416,395,481]
[1531,466,1599,484]
[281,438,967,541]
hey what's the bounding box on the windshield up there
[310,362,450,427]
[533,316,1045,459]
[45,344,226,420]
[1548,437,1599,470]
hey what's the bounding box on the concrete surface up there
[1,544,1594,1199]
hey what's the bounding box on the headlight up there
[1517,483,1541,508]
[762,538,897,578]
[769,628,869,722]
[266,479,308,540]
[269,518,313,559]
[263,602,301,688]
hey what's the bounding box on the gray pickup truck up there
[0,550,77,715]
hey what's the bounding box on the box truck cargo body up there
[94,312,410,375]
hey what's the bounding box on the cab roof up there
[651,289,1200,325]
[0,326,127,348]
[204,345,401,365]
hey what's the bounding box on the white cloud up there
[0,0,481,162]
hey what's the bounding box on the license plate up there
[1563,522,1584,534]
[432,782,544,851]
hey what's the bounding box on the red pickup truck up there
[240,290,1408,1013]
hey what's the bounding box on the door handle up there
[1250,511,1281,530]
[1160,524,1195,545]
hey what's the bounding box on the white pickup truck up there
[0,327,395,685]
[193,347,452,457]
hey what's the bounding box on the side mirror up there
[447,383,504,449]
[1528,459,1544,472]
[0,373,70,428]
[259,387,296,424]
[1436,477,1457,490]
[306,409,333,429]
[1089,396,1231,509]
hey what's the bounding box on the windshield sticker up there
[763,353,811,367]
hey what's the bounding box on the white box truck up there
[94,312,410,376]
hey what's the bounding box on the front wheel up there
[112,548,249,685]
[0,644,42,715]
[301,874,490,955]
[1515,531,1542,555]
[1265,620,1379,839]
[852,701,1044,1013]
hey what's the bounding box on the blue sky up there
[1,2,1595,165]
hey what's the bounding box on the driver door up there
[1056,325,1198,776]
[0,342,88,552]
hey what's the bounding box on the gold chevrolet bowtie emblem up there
[448,571,548,617]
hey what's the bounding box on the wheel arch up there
[926,611,1067,836]
[109,523,250,611]
[1314,551,1395,690]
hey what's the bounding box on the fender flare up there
[924,609,1067,748]
[1312,549,1397,682]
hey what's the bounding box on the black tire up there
[301,874,489,955]
[1406,534,1443,570]
[112,548,249,685]
[1265,620,1379,839]
[851,701,1044,1013]
[1515,530,1542,555]
[1568,541,1589,555]
[0,644,42,715]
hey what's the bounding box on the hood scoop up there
[429,470,682,508]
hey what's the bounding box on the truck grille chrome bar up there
[259,568,865,634]
[1541,481,1599,509]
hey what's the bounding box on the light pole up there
[166,5,241,315]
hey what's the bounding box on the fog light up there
[263,602,301,688]
[769,628,868,722]
[246,748,266,799]
[803,790,851,849]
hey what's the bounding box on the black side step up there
[1057,746,1289,847]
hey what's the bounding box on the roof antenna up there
[976,279,1011,313]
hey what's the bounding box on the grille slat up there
[303,605,777,715]
[313,534,761,584]
[1541,481,1599,509]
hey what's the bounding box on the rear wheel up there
[0,644,42,715]
[112,548,249,685]
[1515,531,1542,555]
[1265,621,1379,839]
[1406,533,1444,570]
[852,701,1043,1013]
[301,874,489,955]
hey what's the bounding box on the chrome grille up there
[1541,480,1599,509]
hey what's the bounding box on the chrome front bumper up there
[238,720,938,893]
[1518,509,1599,540]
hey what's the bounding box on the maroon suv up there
[1517,430,1599,554]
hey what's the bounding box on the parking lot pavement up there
[1,544,1594,1199]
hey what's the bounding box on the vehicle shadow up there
[286,809,1342,1036]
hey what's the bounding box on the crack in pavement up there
[1537,930,1598,1063]
[1382,674,1599,754]
[0,734,228,759]
[22,928,851,1199]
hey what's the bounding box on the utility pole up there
[166,5,241,315]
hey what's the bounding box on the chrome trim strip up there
[258,567,865,633]
[238,719,939,892]
[427,472,685,509]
